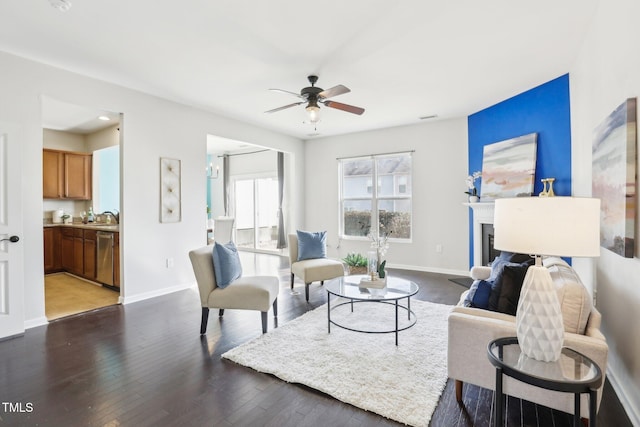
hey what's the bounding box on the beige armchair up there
[448,257,608,418]
[288,233,344,302]
[189,245,279,334]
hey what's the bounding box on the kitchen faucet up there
[102,210,120,224]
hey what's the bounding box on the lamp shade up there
[494,197,600,258]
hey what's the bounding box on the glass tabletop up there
[325,275,419,301]
[488,337,602,392]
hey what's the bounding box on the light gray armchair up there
[288,233,344,302]
[189,245,279,334]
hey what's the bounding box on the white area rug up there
[222,298,453,426]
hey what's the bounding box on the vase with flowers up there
[465,171,482,202]
[368,227,392,279]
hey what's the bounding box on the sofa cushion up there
[461,256,593,335]
[545,259,593,334]
[212,241,242,288]
[296,230,327,261]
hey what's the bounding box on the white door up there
[0,123,24,339]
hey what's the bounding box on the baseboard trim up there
[121,282,194,305]
[24,316,49,330]
[387,263,469,277]
[607,364,640,426]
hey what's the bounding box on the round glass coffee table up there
[325,275,419,345]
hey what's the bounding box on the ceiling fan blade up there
[323,100,365,115]
[318,84,350,99]
[264,102,304,114]
[268,88,305,99]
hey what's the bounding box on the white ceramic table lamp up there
[493,197,600,362]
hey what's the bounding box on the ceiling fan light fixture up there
[306,99,321,123]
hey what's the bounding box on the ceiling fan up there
[265,75,365,124]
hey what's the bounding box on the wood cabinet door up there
[60,233,74,271]
[72,230,84,275]
[43,228,54,272]
[64,153,92,200]
[83,230,97,280]
[43,150,63,199]
[43,228,62,273]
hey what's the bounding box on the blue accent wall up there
[467,74,572,266]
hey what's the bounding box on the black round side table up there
[487,336,602,427]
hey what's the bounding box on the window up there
[339,152,412,240]
[93,145,119,213]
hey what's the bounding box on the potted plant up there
[342,253,368,275]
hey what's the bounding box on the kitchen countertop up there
[44,223,119,232]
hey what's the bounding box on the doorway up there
[234,176,279,252]
[41,97,122,320]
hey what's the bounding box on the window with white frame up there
[339,152,412,240]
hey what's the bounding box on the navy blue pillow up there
[488,259,534,311]
[470,280,492,309]
[296,230,327,261]
[212,241,242,288]
[496,264,530,315]
[498,251,532,264]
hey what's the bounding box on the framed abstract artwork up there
[160,157,181,223]
[480,133,537,201]
[592,98,637,258]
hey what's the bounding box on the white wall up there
[304,118,469,275]
[0,50,304,327]
[86,124,119,152]
[569,0,640,422]
[43,128,86,151]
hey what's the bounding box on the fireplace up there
[466,202,496,266]
[482,223,500,266]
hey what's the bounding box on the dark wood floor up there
[0,252,632,426]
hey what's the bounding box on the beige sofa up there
[448,257,608,418]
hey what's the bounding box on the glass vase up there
[367,250,378,279]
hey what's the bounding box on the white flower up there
[466,171,481,189]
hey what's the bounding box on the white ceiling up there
[1,1,598,140]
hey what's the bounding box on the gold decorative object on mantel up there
[539,178,555,197]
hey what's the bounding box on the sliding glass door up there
[234,176,279,252]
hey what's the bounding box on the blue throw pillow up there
[464,279,493,309]
[471,280,492,309]
[296,230,327,261]
[212,241,242,288]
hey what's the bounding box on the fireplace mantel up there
[465,202,495,266]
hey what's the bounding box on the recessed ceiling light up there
[98,116,110,121]
[49,0,72,12]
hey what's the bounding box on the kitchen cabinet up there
[43,149,92,200]
[51,226,118,286]
[60,227,84,276]
[43,227,62,273]
[42,150,63,199]
[83,230,97,281]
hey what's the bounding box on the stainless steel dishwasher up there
[96,231,114,286]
